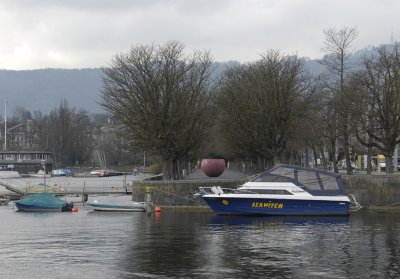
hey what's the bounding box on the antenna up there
[3,100,6,151]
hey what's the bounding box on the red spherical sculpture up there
[201,159,225,177]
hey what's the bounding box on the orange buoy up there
[71,207,79,212]
[154,206,161,212]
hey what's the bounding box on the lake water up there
[0,206,399,279]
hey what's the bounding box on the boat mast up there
[3,100,6,151]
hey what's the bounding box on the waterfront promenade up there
[2,167,400,208]
[183,166,248,180]
[135,167,400,208]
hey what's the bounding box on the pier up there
[0,174,140,200]
[0,180,25,196]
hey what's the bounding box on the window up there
[319,174,339,190]
[297,170,321,190]
[252,174,294,183]
[269,167,295,179]
[252,189,293,195]
[237,189,293,195]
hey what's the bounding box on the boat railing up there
[196,186,238,196]
[348,194,363,211]
[195,186,262,196]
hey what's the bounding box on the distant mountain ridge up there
[0,62,320,116]
[0,44,388,117]
[0,61,349,116]
[0,68,104,115]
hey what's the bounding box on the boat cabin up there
[249,164,347,196]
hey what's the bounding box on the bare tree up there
[32,101,93,167]
[320,26,358,173]
[68,109,93,165]
[294,78,329,169]
[101,41,215,180]
[217,50,314,170]
[346,73,375,174]
[352,43,400,174]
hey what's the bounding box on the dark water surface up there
[1,206,400,279]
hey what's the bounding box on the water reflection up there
[118,211,400,279]
[210,215,350,227]
[1,207,400,278]
[118,211,213,278]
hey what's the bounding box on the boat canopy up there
[17,193,67,208]
[250,164,347,196]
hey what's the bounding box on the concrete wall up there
[133,175,400,208]
[133,179,245,207]
[344,175,400,207]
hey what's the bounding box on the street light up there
[41,159,46,191]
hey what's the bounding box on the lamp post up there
[143,152,146,175]
[41,159,46,191]
[3,100,6,151]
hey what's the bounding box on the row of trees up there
[32,101,93,166]
[6,28,399,178]
[317,28,400,174]
[349,43,400,173]
[5,102,129,169]
[101,29,400,178]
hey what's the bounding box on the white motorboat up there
[196,164,355,216]
[86,195,146,212]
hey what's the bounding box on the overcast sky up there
[0,0,399,70]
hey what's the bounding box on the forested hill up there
[0,68,104,115]
[0,43,387,117]
[0,59,332,116]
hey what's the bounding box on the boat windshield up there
[237,189,294,195]
[251,164,346,196]
[251,173,295,183]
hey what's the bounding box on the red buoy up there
[71,207,78,212]
[154,206,161,212]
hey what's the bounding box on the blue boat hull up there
[202,196,350,216]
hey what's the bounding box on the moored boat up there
[89,169,125,177]
[86,195,146,212]
[196,164,354,216]
[29,170,51,178]
[51,169,73,176]
[14,192,74,212]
